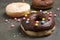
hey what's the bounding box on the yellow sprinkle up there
[35,23,38,26]
[31,11,37,13]
[45,11,48,14]
[42,18,45,21]
[25,14,27,17]
[27,12,30,14]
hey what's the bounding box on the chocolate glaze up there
[32,0,54,9]
[21,11,55,32]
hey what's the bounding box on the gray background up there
[0,0,60,40]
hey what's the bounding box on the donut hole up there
[34,16,42,21]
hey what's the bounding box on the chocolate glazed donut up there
[21,11,55,37]
[32,0,54,10]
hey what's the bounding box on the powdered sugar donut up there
[6,2,30,17]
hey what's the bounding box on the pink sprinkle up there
[23,17,26,20]
[36,21,39,23]
[49,14,52,17]
[14,18,17,21]
[40,10,42,12]
[57,8,60,11]
[47,12,49,14]
[5,19,9,23]
[27,18,30,20]
[48,17,51,21]
[54,14,57,17]
[11,24,15,28]
[17,19,20,22]
[49,11,52,14]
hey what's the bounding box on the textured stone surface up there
[0,0,60,40]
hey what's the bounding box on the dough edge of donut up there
[21,24,55,37]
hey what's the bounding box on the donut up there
[6,2,30,17]
[21,11,55,37]
[32,0,54,10]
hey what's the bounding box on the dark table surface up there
[0,0,60,40]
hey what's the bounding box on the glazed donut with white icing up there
[6,2,30,17]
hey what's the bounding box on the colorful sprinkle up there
[11,24,15,28]
[42,18,45,21]
[42,11,47,14]
[17,19,20,22]
[36,21,39,23]
[47,12,49,14]
[27,12,30,14]
[14,18,17,21]
[49,11,52,14]
[41,21,45,24]
[45,11,48,13]
[27,18,30,20]
[40,10,42,12]
[49,14,52,17]
[54,14,57,17]
[31,11,37,13]
[48,17,51,21]
[23,17,26,20]
[26,20,29,24]
[57,8,60,11]
[35,23,38,26]
[25,14,28,17]
[5,19,9,23]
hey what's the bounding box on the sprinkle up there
[26,20,29,24]
[31,11,37,13]
[25,14,28,17]
[49,11,52,14]
[42,11,46,14]
[17,19,20,22]
[57,8,60,11]
[35,23,38,26]
[49,14,52,17]
[48,17,51,21]
[45,11,48,13]
[40,10,42,12]
[27,12,30,14]
[41,21,45,24]
[42,18,45,21]
[27,18,30,20]
[23,17,26,19]
[5,19,9,23]
[14,18,17,21]
[47,12,49,14]
[36,21,39,23]
[42,11,47,14]
[54,14,57,17]
[11,24,15,28]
